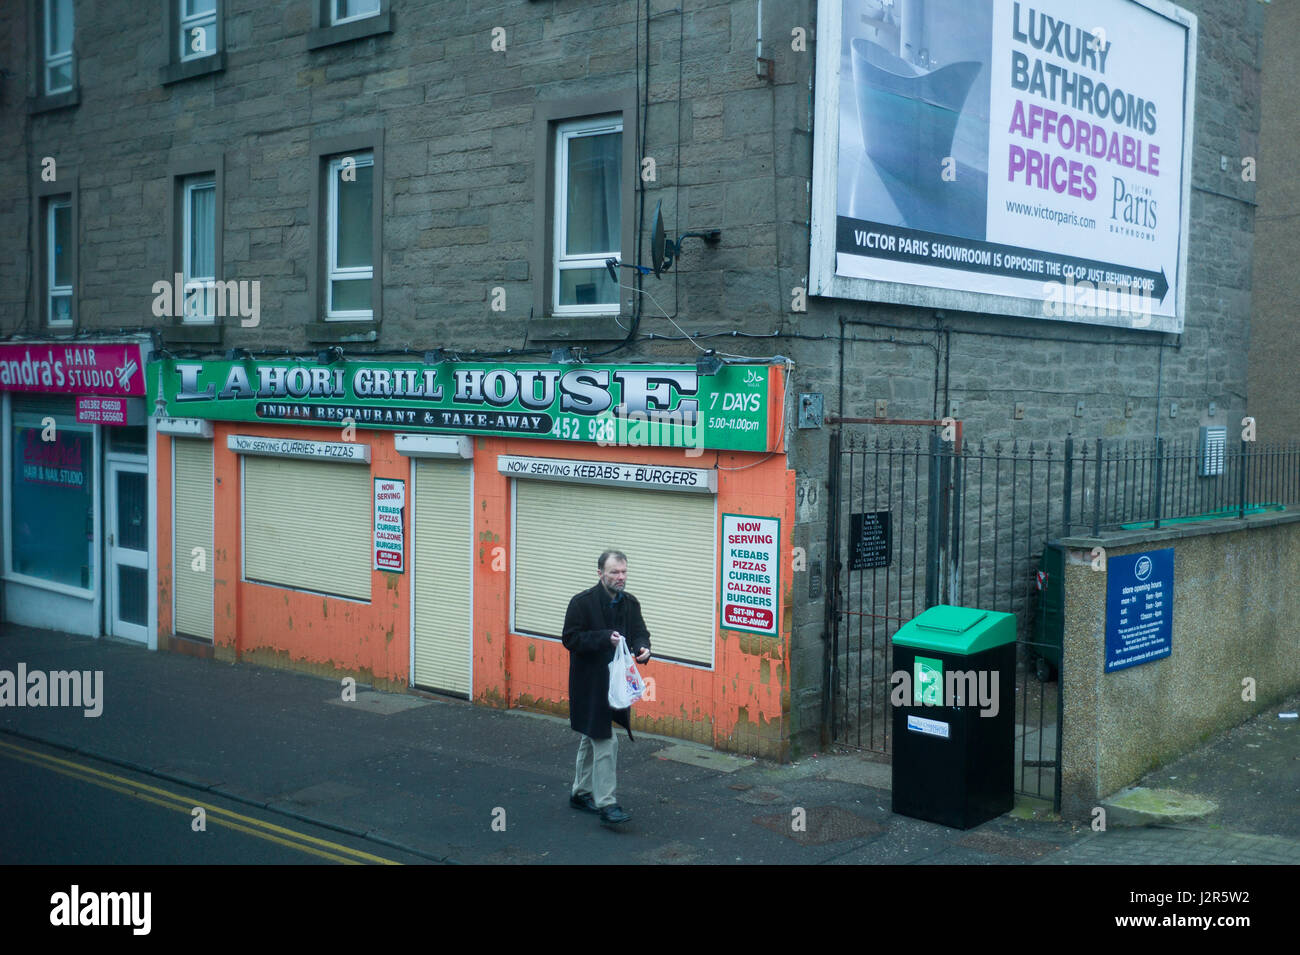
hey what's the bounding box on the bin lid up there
[892,605,1016,654]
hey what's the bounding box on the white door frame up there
[106,456,149,642]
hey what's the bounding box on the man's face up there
[599,558,628,594]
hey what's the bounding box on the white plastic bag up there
[608,636,646,709]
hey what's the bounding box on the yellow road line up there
[0,739,401,865]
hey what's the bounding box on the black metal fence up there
[1064,436,1300,535]
[826,428,1300,809]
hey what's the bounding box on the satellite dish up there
[650,200,667,277]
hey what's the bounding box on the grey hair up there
[598,549,628,571]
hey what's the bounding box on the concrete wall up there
[1058,515,1300,820]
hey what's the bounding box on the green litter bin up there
[891,604,1016,829]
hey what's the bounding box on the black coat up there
[562,583,651,740]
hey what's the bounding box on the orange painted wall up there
[156,423,410,684]
[154,366,796,757]
[469,369,795,759]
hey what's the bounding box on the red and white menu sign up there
[721,514,780,635]
[0,343,144,396]
[373,478,406,572]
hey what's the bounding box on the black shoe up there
[569,792,599,813]
[599,804,632,826]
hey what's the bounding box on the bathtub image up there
[850,37,980,190]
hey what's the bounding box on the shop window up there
[553,116,623,315]
[511,480,716,667]
[9,400,94,591]
[242,456,371,601]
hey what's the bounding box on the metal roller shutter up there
[412,459,473,695]
[513,480,716,667]
[173,439,214,641]
[243,456,371,601]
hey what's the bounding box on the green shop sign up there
[148,359,780,452]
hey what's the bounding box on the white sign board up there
[720,514,780,635]
[374,478,405,572]
[227,434,370,463]
[497,455,716,494]
[811,0,1196,332]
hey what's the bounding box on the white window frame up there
[182,177,217,324]
[179,0,217,61]
[553,115,623,317]
[47,198,72,328]
[331,0,381,26]
[43,0,73,95]
[326,152,375,321]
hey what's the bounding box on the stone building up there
[0,0,1265,766]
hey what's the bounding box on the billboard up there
[810,0,1196,333]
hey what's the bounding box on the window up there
[327,153,374,320]
[307,131,383,340]
[179,0,217,61]
[43,0,74,95]
[161,0,224,84]
[307,0,390,50]
[182,177,216,323]
[46,198,73,327]
[332,0,380,25]
[512,479,717,667]
[164,154,223,344]
[242,456,371,601]
[553,117,623,315]
[531,93,636,338]
[9,397,94,592]
[32,174,77,328]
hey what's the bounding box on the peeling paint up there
[760,658,770,684]
[737,633,782,657]
[527,643,536,662]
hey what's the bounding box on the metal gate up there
[824,421,1063,809]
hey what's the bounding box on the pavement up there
[1,623,1297,865]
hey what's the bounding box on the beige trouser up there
[572,733,618,808]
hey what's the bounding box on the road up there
[0,737,431,865]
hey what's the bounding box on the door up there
[107,460,149,642]
[412,459,472,695]
[173,439,214,641]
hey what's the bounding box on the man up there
[562,549,652,826]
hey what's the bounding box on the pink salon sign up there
[0,343,144,396]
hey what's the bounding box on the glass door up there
[107,460,149,642]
